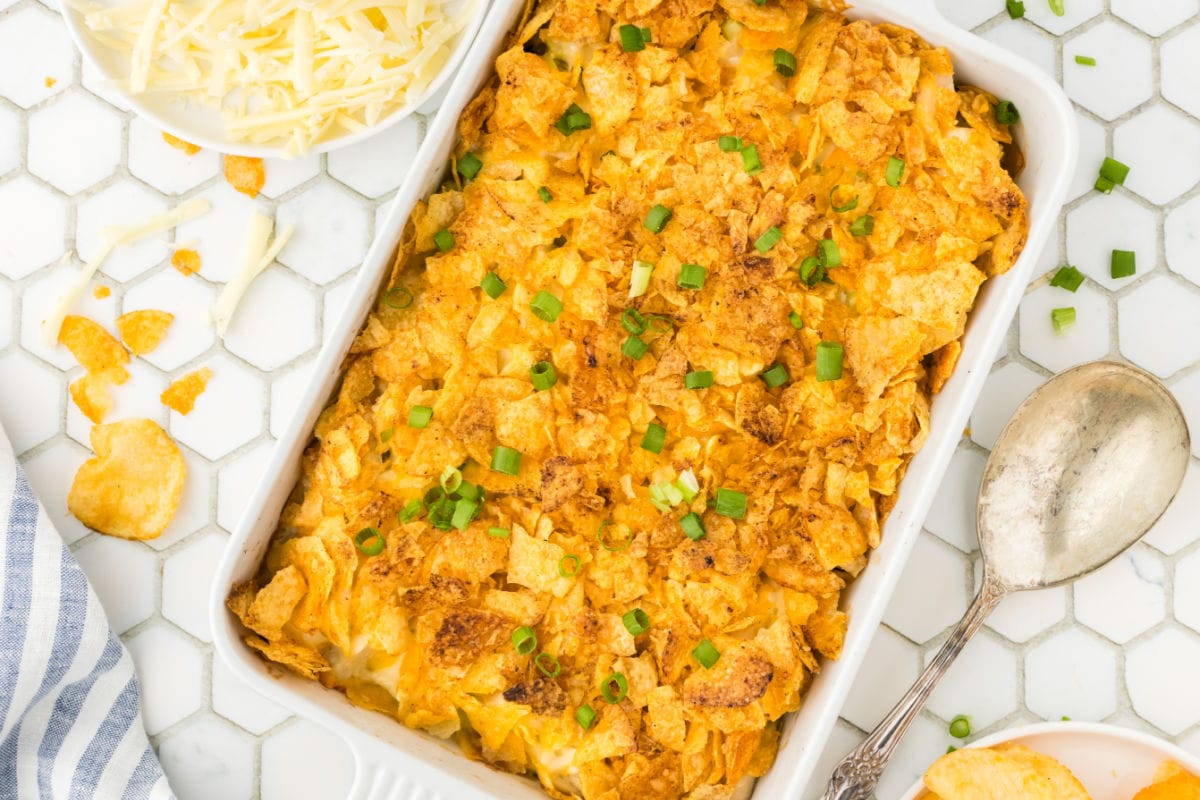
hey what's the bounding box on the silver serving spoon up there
[822,361,1190,800]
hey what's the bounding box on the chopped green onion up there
[621,308,647,334]
[1075,54,1095,66]
[409,405,433,428]
[433,229,454,252]
[761,363,790,389]
[1006,0,1025,17]
[788,311,804,329]
[755,226,782,253]
[481,271,506,299]
[680,512,706,540]
[849,215,875,237]
[601,672,629,703]
[629,260,655,298]
[1050,265,1084,292]
[555,103,592,135]
[424,486,447,505]
[641,422,667,454]
[597,520,633,551]
[490,445,522,475]
[1100,157,1130,186]
[487,526,510,539]
[575,705,597,729]
[1111,249,1136,279]
[530,360,558,391]
[440,465,463,493]
[1095,176,1116,193]
[949,715,972,739]
[819,238,841,268]
[773,48,796,77]
[355,527,384,556]
[451,498,478,531]
[741,144,763,175]
[457,152,482,180]
[799,256,824,286]
[752,0,766,6]
[885,156,905,188]
[714,487,747,519]
[428,499,454,530]
[559,554,581,578]
[531,290,564,322]
[678,263,707,290]
[829,186,859,213]
[398,499,423,523]
[384,286,413,309]
[685,370,714,389]
[534,652,561,678]
[512,626,537,655]
[619,23,646,52]
[537,186,553,203]
[947,746,957,754]
[640,27,652,43]
[994,100,1020,125]
[1051,306,1077,335]
[1048,0,1064,16]
[380,427,394,443]
[622,335,649,360]
[718,135,743,152]
[645,314,673,334]
[692,639,720,669]
[644,204,672,233]
[622,609,650,636]
[455,482,483,502]
[816,341,844,381]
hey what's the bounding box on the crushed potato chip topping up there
[230,2,1027,798]
[59,315,131,424]
[68,418,186,541]
[116,309,174,356]
[162,131,201,155]
[161,367,213,415]
[171,248,202,276]
[224,155,266,199]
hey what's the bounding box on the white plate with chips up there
[899,722,1200,800]
[58,0,489,157]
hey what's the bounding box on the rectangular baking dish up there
[210,3,1077,798]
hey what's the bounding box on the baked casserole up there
[228,0,1028,797]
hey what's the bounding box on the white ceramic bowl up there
[899,722,1200,799]
[57,0,490,158]
[210,2,1079,798]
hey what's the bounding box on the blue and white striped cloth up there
[0,425,172,799]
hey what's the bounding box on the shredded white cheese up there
[73,0,476,154]
[211,211,295,337]
[41,198,212,347]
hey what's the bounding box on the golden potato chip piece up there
[224,155,265,198]
[116,309,174,356]
[68,418,185,541]
[1133,760,1200,800]
[162,131,201,155]
[58,315,129,373]
[923,745,1089,800]
[171,248,202,276]
[161,367,212,415]
[92,285,111,300]
[44,76,56,88]
[68,366,128,424]
[991,743,1091,799]
[243,636,329,679]
[242,565,307,640]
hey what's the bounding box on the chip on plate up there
[923,744,1091,800]
[1133,760,1200,800]
[171,248,202,276]
[224,155,265,198]
[68,418,186,540]
[161,367,213,415]
[116,309,174,356]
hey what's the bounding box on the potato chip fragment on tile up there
[162,132,201,155]
[58,315,129,373]
[224,155,266,198]
[92,285,111,300]
[161,367,213,415]
[116,309,174,356]
[67,418,186,541]
[69,367,129,424]
[171,248,201,276]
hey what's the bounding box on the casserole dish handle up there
[347,734,448,800]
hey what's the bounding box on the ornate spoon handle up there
[820,576,1009,800]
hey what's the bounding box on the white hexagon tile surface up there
[1,0,1200,797]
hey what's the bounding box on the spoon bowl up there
[978,361,1191,591]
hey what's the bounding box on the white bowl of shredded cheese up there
[59,0,489,157]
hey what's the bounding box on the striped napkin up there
[0,425,173,799]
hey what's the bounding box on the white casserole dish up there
[210,3,1077,797]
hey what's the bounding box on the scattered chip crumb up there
[162,132,201,155]
[116,309,174,356]
[224,155,266,198]
[69,367,129,424]
[44,77,56,87]
[161,367,213,415]
[92,285,111,300]
[68,418,186,541]
[58,315,131,423]
[171,248,201,276]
